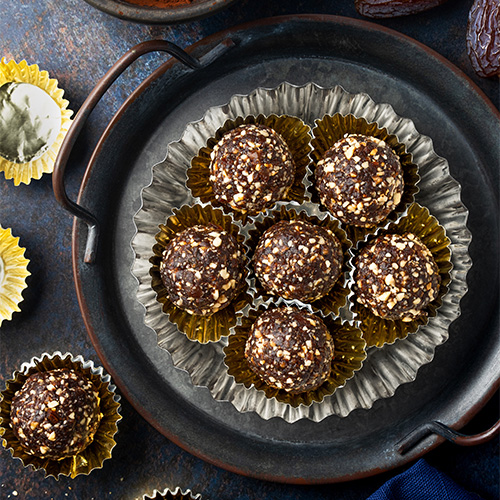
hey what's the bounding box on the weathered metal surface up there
[1,1,498,499]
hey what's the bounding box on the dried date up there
[355,0,450,18]
[467,0,500,78]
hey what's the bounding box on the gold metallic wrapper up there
[0,226,30,327]
[311,114,420,243]
[0,59,73,186]
[350,202,452,348]
[245,201,352,317]
[187,114,312,222]
[0,352,121,479]
[224,303,366,407]
[150,203,251,343]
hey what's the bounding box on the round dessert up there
[245,307,334,394]
[354,232,441,322]
[315,134,404,227]
[253,220,344,302]
[10,368,101,460]
[209,124,296,214]
[160,224,246,316]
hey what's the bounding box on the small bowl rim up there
[82,0,238,24]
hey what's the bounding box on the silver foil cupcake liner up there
[243,200,352,317]
[0,351,121,479]
[140,486,202,499]
[131,82,471,422]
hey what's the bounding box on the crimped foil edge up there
[140,486,202,500]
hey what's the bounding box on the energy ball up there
[209,124,296,214]
[354,232,441,322]
[160,224,246,316]
[245,307,334,394]
[315,134,404,227]
[253,220,343,302]
[10,369,101,459]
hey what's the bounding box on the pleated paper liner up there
[150,203,252,343]
[141,487,202,499]
[224,302,366,408]
[0,58,73,185]
[244,201,352,317]
[310,113,420,244]
[0,351,121,479]
[187,114,312,222]
[0,226,30,327]
[350,202,452,348]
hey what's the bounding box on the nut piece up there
[245,307,334,394]
[354,232,440,322]
[209,124,296,214]
[253,220,344,302]
[160,224,246,316]
[10,369,101,459]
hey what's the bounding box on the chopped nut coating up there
[315,134,404,227]
[209,124,296,213]
[254,220,343,302]
[245,307,334,394]
[160,224,246,316]
[354,233,440,321]
[10,369,100,459]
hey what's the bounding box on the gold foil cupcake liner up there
[349,202,452,348]
[224,301,366,408]
[0,351,121,479]
[187,114,312,222]
[0,58,73,185]
[311,113,420,243]
[244,201,352,317]
[141,487,202,499]
[150,203,252,343]
[0,226,30,326]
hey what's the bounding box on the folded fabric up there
[367,459,482,500]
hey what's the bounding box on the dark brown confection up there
[253,220,343,302]
[245,307,334,394]
[209,124,296,214]
[10,369,101,460]
[354,232,441,322]
[315,134,404,227]
[160,224,246,316]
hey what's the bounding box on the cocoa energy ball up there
[315,134,404,227]
[253,220,343,302]
[354,232,441,322]
[10,369,101,459]
[160,224,246,316]
[209,124,296,214]
[245,307,334,394]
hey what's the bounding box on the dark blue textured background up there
[0,1,498,499]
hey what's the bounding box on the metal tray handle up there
[398,418,500,455]
[52,39,232,264]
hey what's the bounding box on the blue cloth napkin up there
[367,459,482,500]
